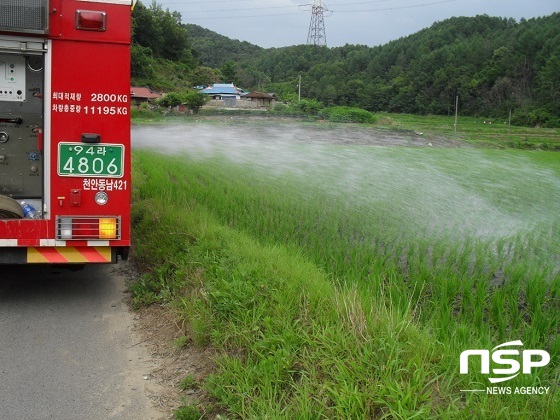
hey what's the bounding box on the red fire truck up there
[0,0,132,264]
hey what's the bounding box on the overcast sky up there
[153,0,559,49]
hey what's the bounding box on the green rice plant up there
[489,288,507,341]
[130,144,560,418]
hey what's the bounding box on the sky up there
[152,0,559,49]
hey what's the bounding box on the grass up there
[376,112,560,149]
[179,374,198,391]
[130,127,560,418]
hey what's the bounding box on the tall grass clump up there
[131,147,560,419]
[319,106,377,124]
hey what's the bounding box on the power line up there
[161,0,460,20]
[160,0,393,5]
[331,0,393,5]
[180,12,303,20]
[334,0,460,13]
[171,5,295,14]
[160,0,261,4]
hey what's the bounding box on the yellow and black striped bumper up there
[0,246,116,264]
[27,246,114,263]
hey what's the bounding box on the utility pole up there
[298,75,301,102]
[306,0,329,47]
[454,95,459,135]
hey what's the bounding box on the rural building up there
[200,83,245,107]
[200,84,276,109]
[241,91,276,109]
[130,86,163,106]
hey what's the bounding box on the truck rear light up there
[57,216,120,240]
[76,10,107,32]
[99,218,117,239]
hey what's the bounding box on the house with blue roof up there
[200,83,277,109]
[200,83,245,107]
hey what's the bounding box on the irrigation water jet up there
[133,121,560,280]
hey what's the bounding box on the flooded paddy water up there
[133,120,559,273]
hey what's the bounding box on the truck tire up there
[0,195,24,219]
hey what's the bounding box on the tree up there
[183,91,209,114]
[190,67,220,87]
[132,2,163,56]
[131,44,156,80]
[156,91,209,114]
[535,54,560,108]
[220,61,238,84]
[133,1,192,62]
[156,92,183,108]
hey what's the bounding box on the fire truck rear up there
[0,0,132,264]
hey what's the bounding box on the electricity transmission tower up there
[305,0,330,47]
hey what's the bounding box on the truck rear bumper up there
[0,246,126,264]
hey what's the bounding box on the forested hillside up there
[131,1,559,127]
[184,24,263,69]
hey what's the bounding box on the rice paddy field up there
[131,118,560,418]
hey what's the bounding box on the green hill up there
[185,24,263,69]
[132,1,560,126]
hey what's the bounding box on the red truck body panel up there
[0,0,132,263]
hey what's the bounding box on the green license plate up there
[58,143,124,178]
